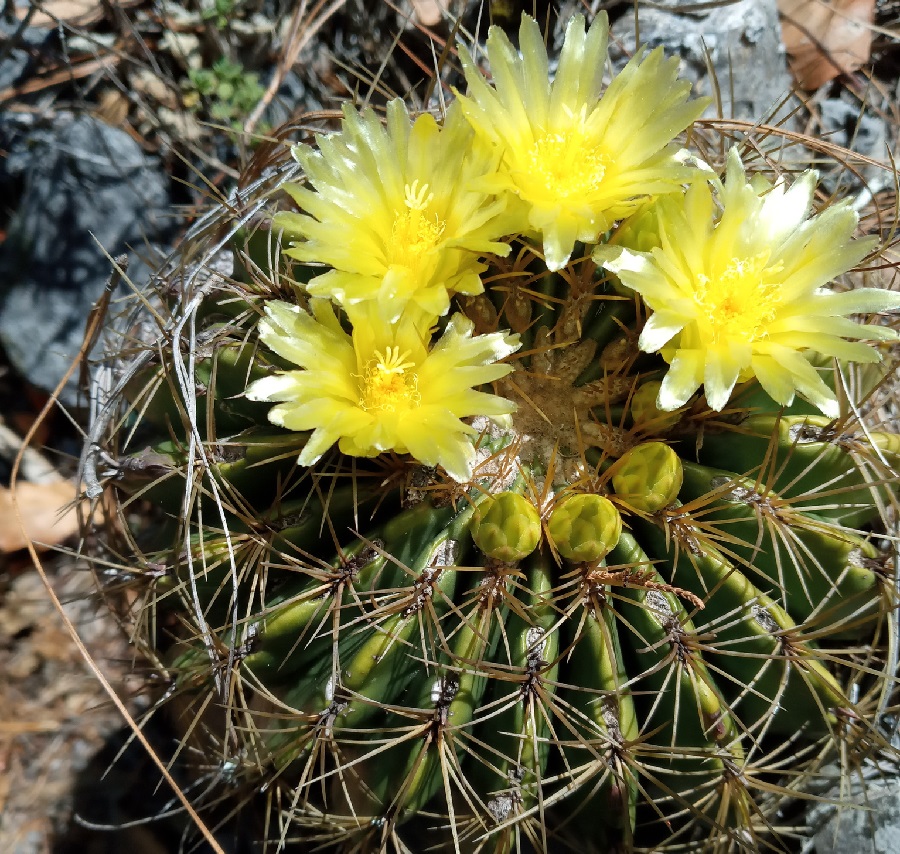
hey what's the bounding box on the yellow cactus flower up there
[273,99,514,321]
[596,148,900,417]
[245,299,520,481]
[454,12,707,271]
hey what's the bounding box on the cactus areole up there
[84,12,900,853]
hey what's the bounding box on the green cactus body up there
[91,200,899,853]
[634,513,850,737]
[677,461,886,634]
[697,414,900,528]
[470,552,561,850]
[562,584,640,851]
[84,13,900,853]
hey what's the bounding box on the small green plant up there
[85,11,900,853]
[200,0,237,29]
[184,56,264,131]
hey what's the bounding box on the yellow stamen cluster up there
[694,253,781,345]
[528,128,609,200]
[358,348,421,413]
[387,183,446,274]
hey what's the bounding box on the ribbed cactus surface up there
[83,12,900,853]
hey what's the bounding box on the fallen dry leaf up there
[94,87,130,127]
[0,480,80,553]
[16,0,102,28]
[411,0,449,27]
[779,0,876,89]
[16,0,141,29]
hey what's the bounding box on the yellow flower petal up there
[273,100,514,320]
[598,147,900,415]
[455,13,708,270]
[245,300,520,480]
[658,348,704,410]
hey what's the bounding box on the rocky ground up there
[1,1,899,852]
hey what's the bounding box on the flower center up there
[387,181,445,271]
[527,121,608,200]
[694,253,782,344]
[358,347,421,413]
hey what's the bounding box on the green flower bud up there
[472,492,541,563]
[631,381,681,431]
[548,493,622,563]
[612,441,683,513]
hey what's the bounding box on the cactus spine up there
[83,11,900,853]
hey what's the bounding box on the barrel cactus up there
[83,11,900,852]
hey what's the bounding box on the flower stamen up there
[358,347,421,412]
[528,129,608,200]
[404,179,435,211]
[389,182,446,271]
[694,253,781,345]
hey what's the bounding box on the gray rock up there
[609,0,797,126]
[263,70,313,129]
[819,98,886,160]
[810,774,900,853]
[814,93,891,198]
[0,17,52,93]
[0,112,170,405]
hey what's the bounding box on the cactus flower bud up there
[612,441,683,513]
[472,492,541,562]
[631,381,682,431]
[549,493,622,562]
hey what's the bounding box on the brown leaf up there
[94,87,130,127]
[0,481,81,553]
[411,0,449,27]
[779,0,876,89]
[16,0,101,28]
[16,0,140,29]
